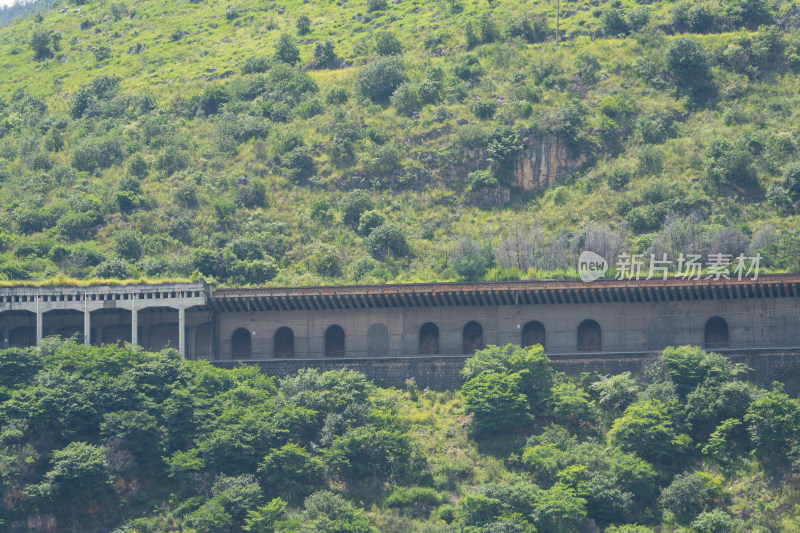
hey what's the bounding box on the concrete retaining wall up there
[213,349,800,394]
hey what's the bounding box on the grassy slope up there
[0,0,799,286]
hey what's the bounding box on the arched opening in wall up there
[274,327,295,358]
[705,317,729,349]
[232,328,252,359]
[522,321,545,348]
[577,320,602,352]
[2,310,36,348]
[43,309,84,343]
[463,321,484,355]
[325,325,345,358]
[367,323,389,357]
[419,323,439,355]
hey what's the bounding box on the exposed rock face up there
[462,135,590,192]
[513,136,590,191]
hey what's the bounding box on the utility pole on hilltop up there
[556,0,560,45]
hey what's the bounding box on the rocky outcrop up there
[513,136,590,191]
[461,135,590,192]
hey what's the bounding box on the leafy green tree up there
[312,40,337,69]
[658,472,726,525]
[34,441,112,505]
[364,223,409,260]
[30,29,59,60]
[591,372,640,412]
[244,498,287,532]
[0,348,41,399]
[725,0,772,28]
[463,344,554,410]
[340,190,374,229]
[744,385,800,462]
[375,30,402,56]
[274,33,300,65]
[462,371,531,432]
[296,14,311,35]
[390,82,420,116]
[101,410,166,467]
[94,258,132,279]
[665,36,714,101]
[782,162,800,199]
[355,56,407,104]
[325,425,417,481]
[356,210,385,236]
[601,8,628,36]
[661,346,745,397]
[113,230,143,261]
[450,236,492,280]
[297,491,375,532]
[531,484,587,533]
[691,509,734,533]
[609,401,689,465]
[257,443,324,503]
[704,138,756,188]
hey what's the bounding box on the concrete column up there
[84,293,90,346]
[131,300,138,346]
[35,293,42,344]
[178,306,185,359]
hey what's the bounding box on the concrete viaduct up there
[2,275,800,364]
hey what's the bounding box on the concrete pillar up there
[178,306,185,359]
[131,301,138,346]
[35,294,42,344]
[84,293,90,347]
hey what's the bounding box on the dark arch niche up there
[367,323,389,357]
[577,320,602,352]
[232,328,252,359]
[325,325,345,357]
[522,321,546,348]
[419,322,440,355]
[704,317,729,349]
[463,321,484,355]
[274,327,295,358]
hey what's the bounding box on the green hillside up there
[2,0,800,285]
[1,340,800,532]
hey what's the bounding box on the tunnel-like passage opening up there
[463,321,484,355]
[522,320,545,348]
[419,322,439,355]
[325,325,345,358]
[704,317,729,349]
[274,327,294,358]
[577,319,602,352]
[232,328,252,359]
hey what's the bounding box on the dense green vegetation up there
[0,340,799,531]
[3,0,800,285]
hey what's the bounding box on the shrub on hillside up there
[375,30,402,56]
[311,40,337,69]
[704,138,756,188]
[364,224,408,260]
[390,83,420,117]
[355,56,406,104]
[506,13,549,43]
[295,14,311,35]
[665,36,714,101]
[274,34,300,65]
